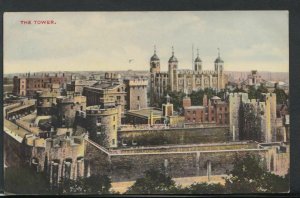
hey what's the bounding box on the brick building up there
[13,73,68,97]
[183,95,229,125]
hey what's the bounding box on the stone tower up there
[168,46,178,91]
[150,45,160,73]
[262,93,277,142]
[85,106,119,148]
[194,48,202,72]
[214,48,224,90]
[229,92,249,141]
[125,78,148,110]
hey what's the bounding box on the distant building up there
[150,47,228,106]
[82,73,127,115]
[66,79,98,96]
[13,73,68,97]
[83,72,148,115]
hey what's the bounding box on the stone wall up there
[4,132,32,168]
[108,150,267,182]
[84,139,111,176]
[4,129,86,188]
[85,138,291,183]
[118,126,230,147]
[84,139,270,183]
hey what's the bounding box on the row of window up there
[186,117,229,123]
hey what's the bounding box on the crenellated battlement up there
[177,69,218,76]
[128,79,148,86]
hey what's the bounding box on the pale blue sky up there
[4,11,288,74]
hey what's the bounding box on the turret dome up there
[150,53,160,61]
[168,46,178,63]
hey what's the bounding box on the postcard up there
[3,11,289,195]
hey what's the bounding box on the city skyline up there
[4,11,289,74]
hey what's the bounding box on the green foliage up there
[239,105,261,141]
[158,88,220,112]
[262,172,289,193]
[174,182,226,194]
[167,91,186,112]
[4,165,50,194]
[189,88,218,106]
[125,154,289,195]
[248,84,269,100]
[125,133,169,146]
[125,168,226,195]
[225,153,289,193]
[126,169,176,194]
[273,87,288,105]
[61,174,112,195]
[232,87,246,93]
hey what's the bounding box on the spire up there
[154,45,156,54]
[168,46,178,63]
[197,48,199,57]
[218,48,220,58]
[192,44,194,70]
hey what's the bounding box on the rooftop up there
[7,102,35,115]
[185,106,205,110]
[88,82,123,90]
[4,119,30,142]
[127,108,163,118]
[109,141,261,155]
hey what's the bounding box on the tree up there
[189,90,204,106]
[273,87,288,105]
[247,84,269,100]
[256,84,269,100]
[189,88,218,106]
[61,174,112,195]
[225,153,289,193]
[85,174,111,194]
[262,172,289,193]
[174,182,225,194]
[248,85,257,100]
[125,169,176,194]
[232,87,246,93]
[158,91,186,112]
[243,105,262,141]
